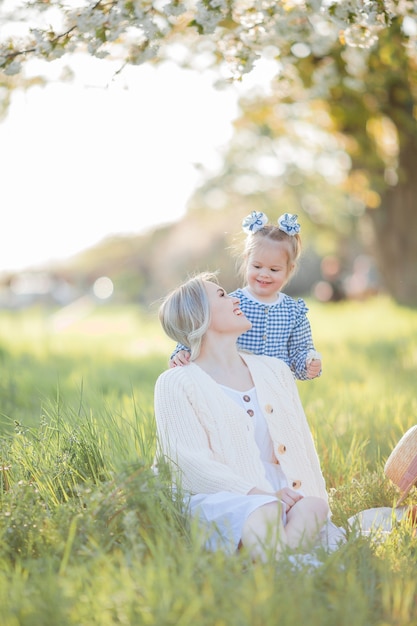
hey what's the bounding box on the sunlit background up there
[2,2,416,311]
[1,55,241,272]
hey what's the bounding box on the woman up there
[154,272,330,562]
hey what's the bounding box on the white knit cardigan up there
[154,352,328,502]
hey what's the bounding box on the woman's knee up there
[242,501,283,540]
[241,501,286,560]
[305,496,329,521]
[289,496,329,521]
[247,501,283,528]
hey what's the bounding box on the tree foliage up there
[185,11,417,304]
[2,1,416,78]
[2,1,417,303]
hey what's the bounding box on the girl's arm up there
[288,300,321,380]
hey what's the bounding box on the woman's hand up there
[248,487,304,514]
[275,487,304,512]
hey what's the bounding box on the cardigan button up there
[277,444,287,455]
[265,404,273,414]
[247,409,254,417]
[243,395,251,402]
[292,480,302,490]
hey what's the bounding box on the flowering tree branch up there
[1,1,416,78]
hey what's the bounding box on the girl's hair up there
[158,272,219,361]
[238,224,302,286]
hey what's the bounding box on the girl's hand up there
[306,350,322,379]
[169,350,191,368]
[276,487,304,512]
[306,357,322,379]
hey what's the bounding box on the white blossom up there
[0,0,416,75]
[162,1,188,17]
[195,1,226,34]
[4,60,22,75]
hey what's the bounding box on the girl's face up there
[246,239,293,303]
[203,281,252,335]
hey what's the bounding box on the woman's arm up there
[154,371,256,495]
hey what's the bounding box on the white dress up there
[187,386,289,554]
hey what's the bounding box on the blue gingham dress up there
[230,288,315,380]
[172,288,317,380]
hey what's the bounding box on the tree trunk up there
[366,143,417,307]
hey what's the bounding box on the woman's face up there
[203,280,252,335]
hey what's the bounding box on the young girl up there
[171,211,322,381]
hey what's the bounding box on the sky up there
[0,55,241,273]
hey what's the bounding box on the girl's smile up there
[246,240,293,303]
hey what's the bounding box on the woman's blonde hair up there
[158,272,219,360]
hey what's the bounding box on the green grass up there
[0,296,417,625]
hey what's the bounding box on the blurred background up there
[1,2,416,315]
